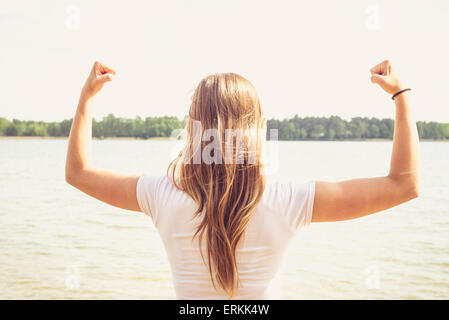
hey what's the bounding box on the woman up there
[65,60,419,299]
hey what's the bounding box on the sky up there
[1,0,448,122]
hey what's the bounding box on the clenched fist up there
[370,60,403,95]
[81,61,116,99]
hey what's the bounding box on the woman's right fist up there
[370,60,403,95]
[81,61,116,99]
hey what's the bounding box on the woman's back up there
[66,60,419,300]
[137,175,315,299]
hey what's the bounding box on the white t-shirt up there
[136,175,315,299]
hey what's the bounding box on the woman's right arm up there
[312,60,420,222]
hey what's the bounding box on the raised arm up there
[312,60,419,222]
[65,61,141,212]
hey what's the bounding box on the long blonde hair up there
[167,73,266,297]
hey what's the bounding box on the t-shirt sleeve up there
[136,175,164,225]
[283,180,316,231]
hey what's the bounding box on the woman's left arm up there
[65,61,141,212]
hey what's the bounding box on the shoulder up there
[261,178,316,231]
[263,178,315,202]
[136,175,181,221]
[137,174,173,192]
[137,174,186,204]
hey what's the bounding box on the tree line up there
[0,114,448,140]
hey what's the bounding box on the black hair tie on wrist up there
[392,88,411,100]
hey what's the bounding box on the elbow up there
[409,180,420,199]
[406,181,420,200]
[65,165,81,186]
[65,163,89,187]
[406,172,420,200]
[65,168,75,186]
[389,173,420,201]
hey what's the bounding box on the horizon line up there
[1,114,448,124]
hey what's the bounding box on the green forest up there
[1,114,448,140]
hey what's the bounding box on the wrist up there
[77,93,95,116]
[79,91,95,104]
[392,88,411,101]
[80,83,96,101]
[393,90,411,118]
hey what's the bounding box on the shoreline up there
[0,136,447,142]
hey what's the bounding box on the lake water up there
[0,139,448,299]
